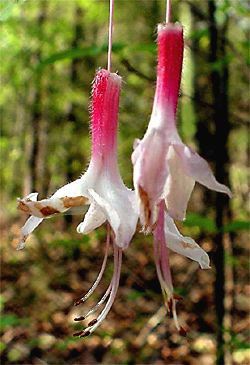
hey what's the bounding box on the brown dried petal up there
[40,206,60,217]
[17,201,30,214]
[62,196,88,208]
[138,185,151,230]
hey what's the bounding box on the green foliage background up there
[0,0,249,364]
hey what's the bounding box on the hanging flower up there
[17,69,138,335]
[132,23,232,233]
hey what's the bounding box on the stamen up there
[83,283,112,320]
[167,298,173,316]
[74,316,85,322]
[153,200,186,332]
[74,226,110,306]
[85,245,122,334]
[172,298,181,331]
[88,319,97,326]
[173,293,183,301]
[179,326,187,336]
[80,330,91,338]
[72,229,122,337]
[73,330,84,337]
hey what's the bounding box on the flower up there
[132,23,232,233]
[18,69,138,335]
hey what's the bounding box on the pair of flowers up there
[18,23,231,336]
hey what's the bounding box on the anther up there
[167,298,173,316]
[88,318,97,326]
[73,330,84,337]
[179,326,187,337]
[74,316,85,322]
[173,294,183,301]
[74,298,83,306]
[80,330,91,338]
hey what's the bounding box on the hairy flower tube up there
[18,69,138,335]
[132,23,232,232]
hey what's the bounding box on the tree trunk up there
[64,6,85,226]
[208,1,232,364]
[27,2,47,195]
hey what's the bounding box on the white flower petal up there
[164,215,210,269]
[165,145,195,220]
[88,187,138,249]
[132,129,168,230]
[17,216,43,250]
[52,177,90,199]
[18,178,90,219]
[77,202,106,234]
[173,144,232,198]
[25,192,39,201]
[87,188,120,238]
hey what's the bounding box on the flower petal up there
[87,188,137,249]
[18,179,90,218]
[77,202,106,234]
[17,216,43,250]
[165,145,195,221]
[87,188,120,237]
[164,214,210,269]
[132,129,168,231]
[173,144,232,198]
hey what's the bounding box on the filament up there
[83,283,112,320]
[74,225,110,305]
[84,245,122,335]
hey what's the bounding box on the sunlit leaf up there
[0,0,26,21]
[184,213,217,233]
[0,314,29,331]
[35,43,125,72]
[35,43,155,72]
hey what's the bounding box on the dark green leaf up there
[222,220,250,233]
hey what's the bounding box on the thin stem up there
[166,0,171,23]
[107,0,114,72]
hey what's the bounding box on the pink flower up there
[132,23,231,232]
[18,69,138,335]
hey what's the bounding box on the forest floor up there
[1,217,249,365]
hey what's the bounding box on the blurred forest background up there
[0,0,249,364]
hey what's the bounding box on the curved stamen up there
[74,225,111,306]
[82,244,122,335]
[82,283,112,320]
[172,297,181,331]
[153,201,185,332]
[159,230,173,295]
